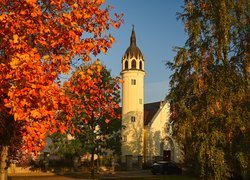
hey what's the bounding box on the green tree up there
[49,133,84,159]
[99,108,122,156]
[167,0,249,179]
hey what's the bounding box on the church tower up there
[121,26,145,161]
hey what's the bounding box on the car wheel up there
[152,171,156,175]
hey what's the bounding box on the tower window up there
[139,98,142,104]
[131,60,136,69]
[131,116,136,122]
[139,61,142,70]
[123,135,127,142]
[125,60,128,69]
[131,79,136,85]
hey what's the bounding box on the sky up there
[97,0,187,103]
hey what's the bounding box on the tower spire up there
[130,25,136,46]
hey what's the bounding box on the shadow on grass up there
[9,174,197,180]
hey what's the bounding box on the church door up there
[163,150,171,161]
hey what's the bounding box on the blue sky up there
[97,0,187,103]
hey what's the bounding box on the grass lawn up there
[104,175,197,180]
[148,175,197,180]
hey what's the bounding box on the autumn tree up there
[167,0,249,179]
[63,60,121,177]
[0,0,122,179]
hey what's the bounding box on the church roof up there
[144,101,161,126]
[123,25,144,60]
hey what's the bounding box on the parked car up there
[151,161,182,175]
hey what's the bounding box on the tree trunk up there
[0,146,8,180]
[91,151,95,179]
[246,54,250,91]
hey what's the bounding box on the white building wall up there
[121,70,145,161]
[148,101,169,157]
[148,100,183,163]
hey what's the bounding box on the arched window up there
[125,60,128,69]
[131,60,136,69]
[139,61,142,70]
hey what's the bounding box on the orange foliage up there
[64,60,120,130]
[0,0,122,159]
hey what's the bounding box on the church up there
[120,26,182,166]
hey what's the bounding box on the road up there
[8,170,162,180]
[8,170,197,180]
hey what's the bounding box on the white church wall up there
[148,101,169,158]
[121,65,145,162]
[121,110,144,157]
[148,101,183,163]
[121,70,145,161]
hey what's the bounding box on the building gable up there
[144,101,161,126]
